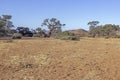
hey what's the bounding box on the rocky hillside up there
[68,29,88,37]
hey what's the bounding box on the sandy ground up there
[0,38,120,80]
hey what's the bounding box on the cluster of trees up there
[0,15,66,38]
[16,27,33,37]
[0,15,34,38]
[1,14,120,39]
[33,18,65,38]
[88,21,120,37]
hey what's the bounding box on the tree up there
[88,24,120,37]
[88,21,99,31]
[102,24,119,36]
[0,19,6,35]
[36,27,42,33]
[16,27,33,37]
[2,15,13,28]
[34,27,43,37]
[41,18,65,37]
[2,15,14,34]
[0,15,14,36]
[0,19,5,29]
[87,21,100,37]
[2,15,12,20]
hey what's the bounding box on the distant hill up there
[68,29,89,37]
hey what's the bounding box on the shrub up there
[33,33,43,37]
[60,36,80,41]
[24,33,33,37]
[0,33,4,37]
[116,35,120,38]
[104,36,109,39]
[70,36,80,40]
[112,35,120,38]
[12,33,22,39]
[55,31,80,41]
[60,36,70,40]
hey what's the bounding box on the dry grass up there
[0,38,120,80]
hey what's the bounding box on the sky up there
[0,0,120,31]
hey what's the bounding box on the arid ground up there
[0,38,120,80]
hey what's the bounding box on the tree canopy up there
[88,21,99,31]
[0,15,14,36]
[89,24,120,37]
[41,18,65,37]
[41,18,65,31]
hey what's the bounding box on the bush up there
[24,31,33,37]
[24,33,33,37]
[54,31,80,41]
[33,33,43,37]
[60,36,80,41]
[0,33,4,37]
[104,36,109,39]
[116,35,120,38]
[112,35,120,38]
[12,33,22,39]
[70,36,80,40]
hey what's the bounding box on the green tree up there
[16,27,33,37]
[102,24,119,36]
[0,19,6,35]
[2,15,14,29]
[2,15,12,20]
[87,21,100,37]
[88,21,99,31]
[35,27,43,37]
[0,15,14,36]
[1,15,14,35]
[41,18,65,37]
[0,19,5,29]
[36,27,42,33]
[88,24,120,37]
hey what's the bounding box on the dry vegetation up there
[0,38,120,80]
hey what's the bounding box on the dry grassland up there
[0,38,120,80]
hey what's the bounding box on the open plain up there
[0,38,120,80]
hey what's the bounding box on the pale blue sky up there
[0,0,120,30]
